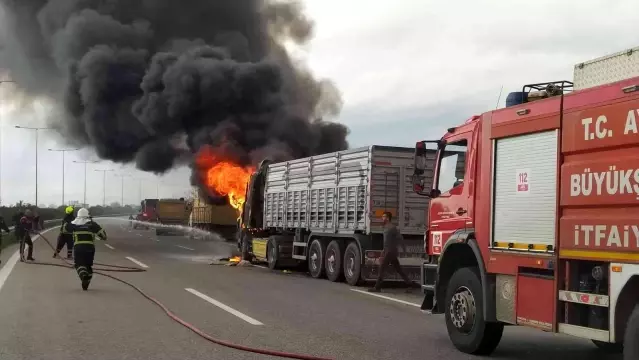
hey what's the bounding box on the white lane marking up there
[175,245,194,251]
[0,227,57,295]
[253,265,268,269]
[185,288,264,325]
[104,244,115,250]
[350,289,421,308]
[136,233,143,237]
[125,256,149,268]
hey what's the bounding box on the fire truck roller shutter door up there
[491,130,558,251]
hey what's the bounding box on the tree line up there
[0,202,139,227]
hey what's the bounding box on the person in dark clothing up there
[0,216,11,264]
[368,211,417,293]
[13,211,24,243]
[54,206,75,259]
[63,208,107,290]
[19,210,36,262]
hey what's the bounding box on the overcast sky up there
[0,0,637,207]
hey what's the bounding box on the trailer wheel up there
[267,237,280,270]
[444,267,504,355]
[325,240,344,282]
[343,242,362,286]
[308,239,326,279]
[624,304,639,360]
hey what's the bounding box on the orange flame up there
[196,146,254,211]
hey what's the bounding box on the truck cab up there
[133,199,159,229]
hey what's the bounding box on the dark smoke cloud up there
[0,0,348,200]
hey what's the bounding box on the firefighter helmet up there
[65,206,74,215]
[77,208,90,218]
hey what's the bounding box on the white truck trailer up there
[238,145,434,285]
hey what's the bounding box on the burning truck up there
[199,145,432,285]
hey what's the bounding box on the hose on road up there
[25,231,335,360]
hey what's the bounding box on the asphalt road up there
[0,218,623,360]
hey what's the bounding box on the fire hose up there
[25,231,335,360]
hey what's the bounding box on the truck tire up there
[308,239,326,279]
[241,234,251,261]
[624,304,639,360]
[325,240,344,282]
[343,242,362,286]
[444,267,504,355]
[267,237,280,270]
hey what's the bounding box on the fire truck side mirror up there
[412,174,431,197]
[414,140,439,174]
[414,142,427,175]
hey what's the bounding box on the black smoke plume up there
[0,0,348,201]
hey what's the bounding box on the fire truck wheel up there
[444,267,504,355]
[308,239,326,279]
[623,304,639,360]
[267,237,280,270]
[325,240,344,282]
[343,242,362,286]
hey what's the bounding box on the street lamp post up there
[73,160,98,206]
[114,173,130,206]
[49,148,79,206]
[0,79,15,206]
[135,178,143,203]
[15,125,51,207]
[94,169,113,207]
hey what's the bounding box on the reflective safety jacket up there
[60,213,75,235]
[63,221,107,246]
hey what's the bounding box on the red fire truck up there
[412,46,639,358]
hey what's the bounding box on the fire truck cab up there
[412,47,639,358]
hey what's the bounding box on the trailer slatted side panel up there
[264,148,369,233]
[263,146,431,235]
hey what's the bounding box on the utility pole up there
[49,148,79,206]
[73,160,98,206]
[94,169,113,206]
[0,79,15,206]
[15,125,51,207]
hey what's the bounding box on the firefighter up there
[53,206,75,259]
[18,210,36,262]
[63,208,107,290]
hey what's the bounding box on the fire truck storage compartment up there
[573,46,639,91]
[515,269,556,331]
[491,130,558,251]
[262,145,431,235]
